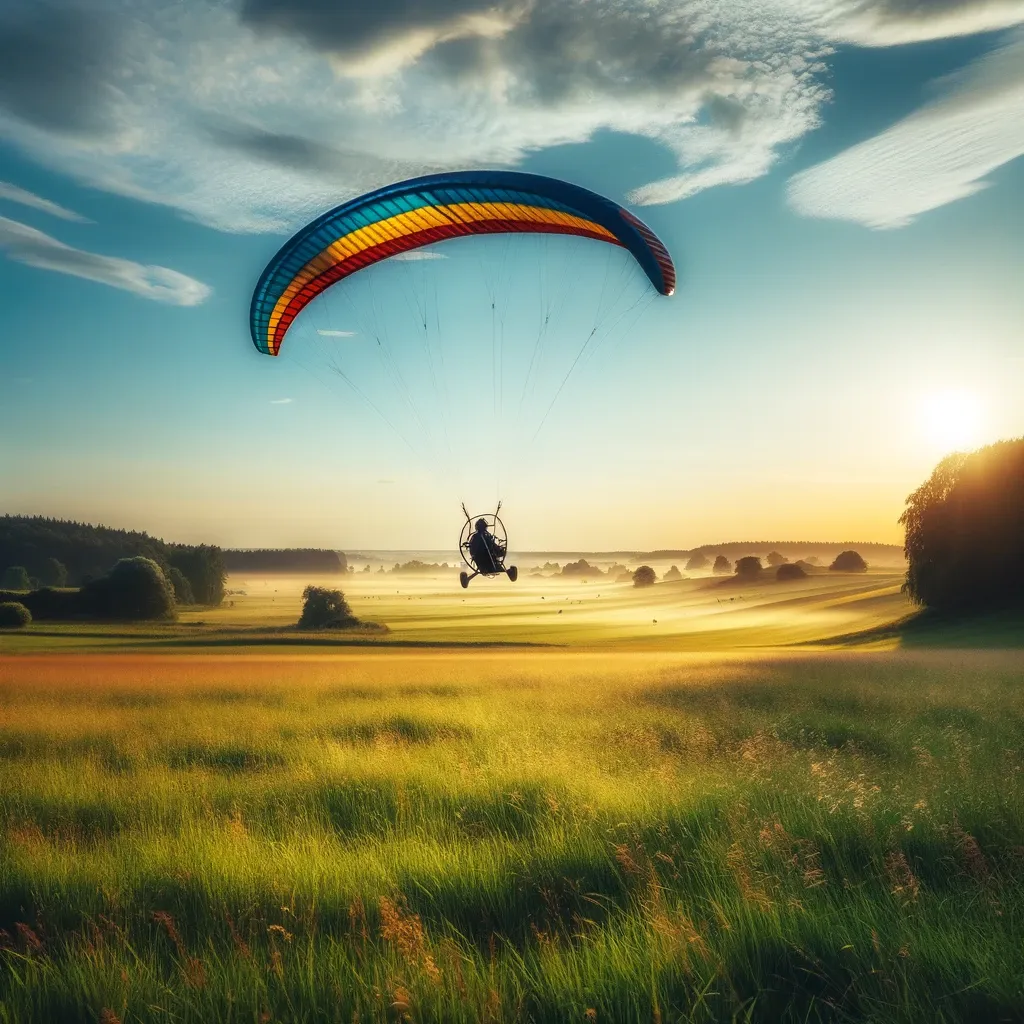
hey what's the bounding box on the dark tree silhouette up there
[223,549,347,573]
[830,550,868,572]
[40,558,68,587]
[766,551,787,567]
[169,545,226,606]
[82,558,176,621]
[734,556,763,579]
[168,567,195,605]
[1,566,31,590]
[632,565,657,587]
[900,438,1024,611]
[712,555,731,575]
[685,552,710,570]
[299,586,359,628]
[776,563,808,581]
[663,565,683,581]
[0,602,31,628]
[0,516,226,603]
[561,559,603,577]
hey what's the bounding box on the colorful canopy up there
[250,170,675,356]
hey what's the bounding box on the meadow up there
[2,571,1023,1022]
[2,644,1024,1023]
[6,564,914,651]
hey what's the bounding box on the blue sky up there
[0,1,1022,550]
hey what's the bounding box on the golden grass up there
[2,646,1024,1021]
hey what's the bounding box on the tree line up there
[0,516,225,606]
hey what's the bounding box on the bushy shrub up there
[82,557,176,621]
[663,565,683,581]
[712,555,731,575]
[1,566,31,590]
[632,565,656,587]
[830,550,868,572]
[901,438,1024,611]
[0,602,31,628]
[299,586,358,628]
[685,552,709,571]
[735,556,763,579]
[776,563,808,581]
[766,551,787,567]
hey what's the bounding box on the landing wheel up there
[460,571,470,589]
[507,565,518,582]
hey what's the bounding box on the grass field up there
[3,572,1024,1022]
[5,567,914,651]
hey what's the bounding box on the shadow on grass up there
[813,607,1024,649]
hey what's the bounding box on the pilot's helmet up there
[475,519,488,532]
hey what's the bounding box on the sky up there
[0,0,1022,551]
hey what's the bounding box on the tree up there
[776,563,807,581]
[663,565,683,581]
[685,552,709,571]
[766,551,787,567]
[168,566,195,604]
[830,550,868,573]
[82,557,176,621]
[298,586,359,628]
[40,558,68,587]
[712,555,731,575]
[735,556,763,579]
[900,438,1024,611]
[561,559,603,577]
[0,602,31,628]
[170,545,226,606]
[2,566,31,590]
[632,565,656,587]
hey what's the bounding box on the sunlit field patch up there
[1,649,1023,1022]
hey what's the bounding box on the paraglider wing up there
[250,170,675,356]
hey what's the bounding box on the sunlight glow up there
[918,390,984,453]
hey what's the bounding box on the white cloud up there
[0,180,89,222]
[826,0,1024,45]
[0,0,836,228]
[787,31,1024,228]
[270,397,293,403]
[317,329,357,337]
[0,215,211,304]
[0,0,1020,234]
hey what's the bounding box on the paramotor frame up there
[459,502,518,588]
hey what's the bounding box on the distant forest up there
[640,542,906,565]
[223,549,348,573]
[0,516,227,604]
[0,517,349,600]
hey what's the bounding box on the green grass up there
[2,648,1024,1022]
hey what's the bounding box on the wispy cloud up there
[0,181,89,222]
[0,0,1021,231]
[316,328,357,337]
[826,0,1024,46]
[270,397,293,404]
[787,31,1024,228]
[0,215,211,304]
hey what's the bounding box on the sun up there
[918,390,984,453]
